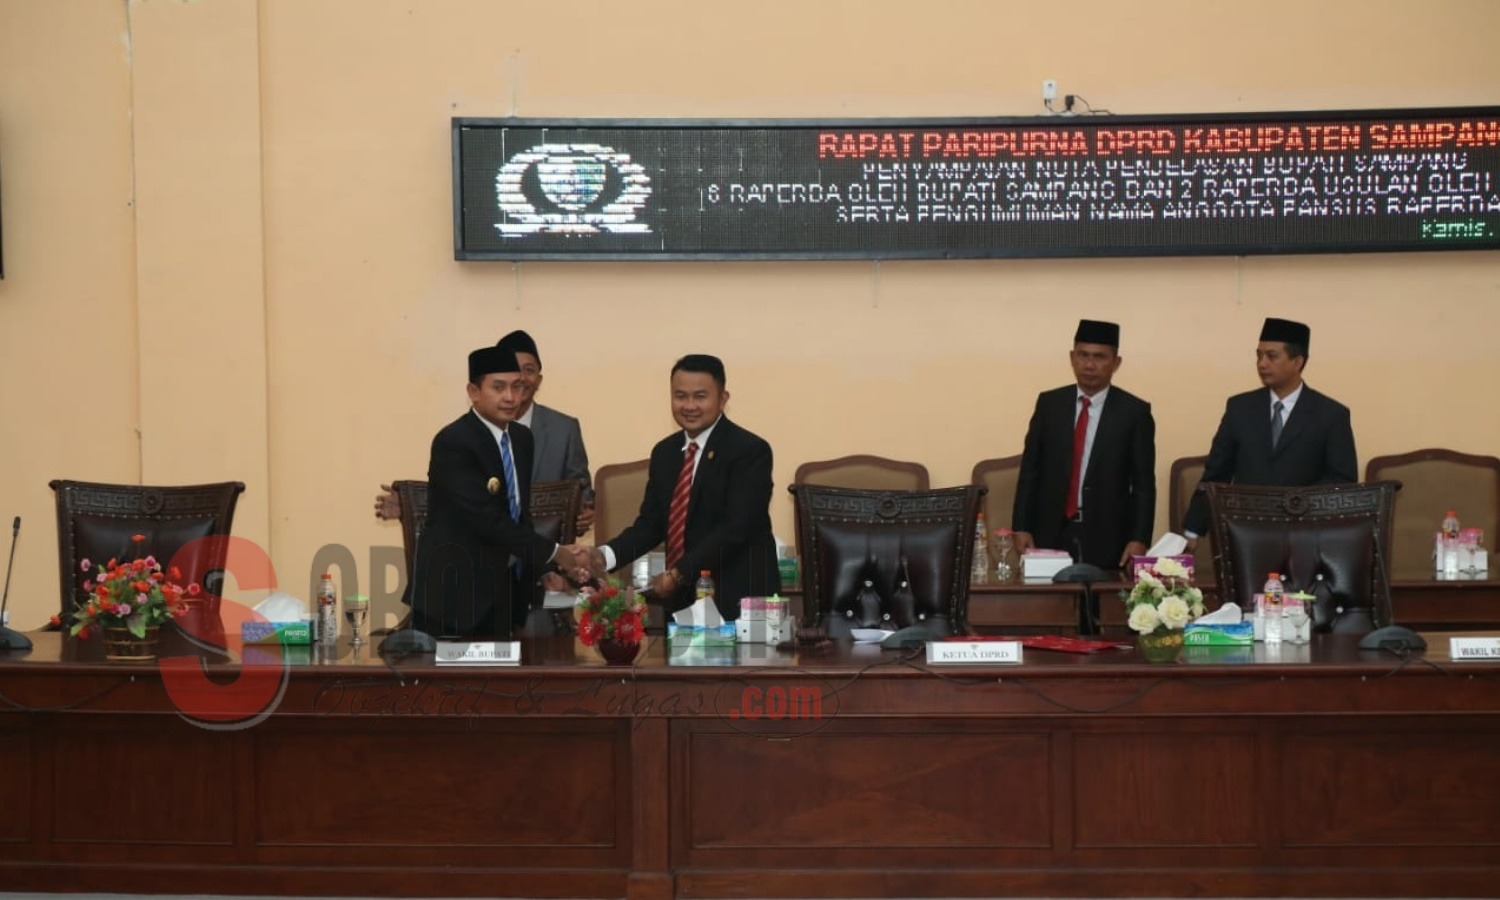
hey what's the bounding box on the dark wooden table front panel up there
[2,628,1500,898]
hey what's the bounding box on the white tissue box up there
[736,596,794,644]
[1022,553,1072,579]
[736,614,797,644]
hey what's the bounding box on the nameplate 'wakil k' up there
[1448,636,1500,661]
[434,641,522,666]
[927,641,1023,665]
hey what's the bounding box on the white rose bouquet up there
[1121,557,1206,635]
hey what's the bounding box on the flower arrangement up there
[52,534,199,639]
[1121,556,1205,635]
[574,575,649,647]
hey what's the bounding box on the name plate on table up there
[1448,636,1500,661]
[434,641,521,666]
[927,641,1023,665]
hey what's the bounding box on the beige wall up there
[2,0,1499,628]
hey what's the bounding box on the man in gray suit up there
[376,329,593,532]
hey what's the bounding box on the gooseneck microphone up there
[0,516,34,651]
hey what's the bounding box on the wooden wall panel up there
[253,722,623,849]
[1281,729,1500,848]
[1072,729,1259,849]
[52,720,234,846]
[684,726,1052,850]
[0,726,32,844]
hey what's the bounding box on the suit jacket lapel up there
[1082,392,1118,484]
[529,405,553,476]
[463,412,511,507]
[690,418,729,509]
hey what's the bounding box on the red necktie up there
[1064,396,1091,520]
[666,442,699,569]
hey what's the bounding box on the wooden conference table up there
[2,620,1499,899]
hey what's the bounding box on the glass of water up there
[343,594,370,647]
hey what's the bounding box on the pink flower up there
[135,593,147,604]
[80,559,92,572]
[96,573,106,583]
[144,555,157,568]
[117,603,132,616]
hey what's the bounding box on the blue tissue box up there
[1183,621,1254,646]
[667,622,737,647]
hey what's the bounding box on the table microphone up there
[0,516,33,651]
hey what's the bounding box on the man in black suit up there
[1182,317,1358,543]
[577,354,779,621]
[1012,320,1157,570]
[406,345,579,637]
[377,329,593,533]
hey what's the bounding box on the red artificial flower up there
[614,612,643,643]
[186,583,201,597]
[49,614,62,627]
[131,534,146,543]
[603,585,619,599]
[169,566,182,581]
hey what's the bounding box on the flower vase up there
[597,638,641,666]
[1137,627,1184,663]
[103,625,160,662]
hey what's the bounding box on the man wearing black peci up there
[406,345,579,638]
[377,328,593,534]
[573,354,779,622]
[1182,317,1358,546]
[1012,319,1157,570]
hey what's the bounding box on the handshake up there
[549,544,607,588]
[546,544,684,600]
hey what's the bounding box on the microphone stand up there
[0,517,33,651]
[1053,559,1110,636]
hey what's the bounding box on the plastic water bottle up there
[1262,572,1284,644]
[971,513,990,583]
[317,572,338,646]
[695,570,716,606]
[1440,511,1462,577]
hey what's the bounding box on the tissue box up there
[736,596,795,644]
[667,622,737,647]
[1022,552,1072,580]
[1183,621,1253,646]
[241,619,313,645]
[1129,555,1196,579]
[736,615,797,644]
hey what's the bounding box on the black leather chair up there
[49,480,245,621]
[1205,481,1400,634]
[790,484,984,638]
[390,478,582,634]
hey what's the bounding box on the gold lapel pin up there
[707,450,715,460]
[486,476,501,495]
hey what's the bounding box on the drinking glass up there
[1284,602,1310,645]
[343,595,370,647]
